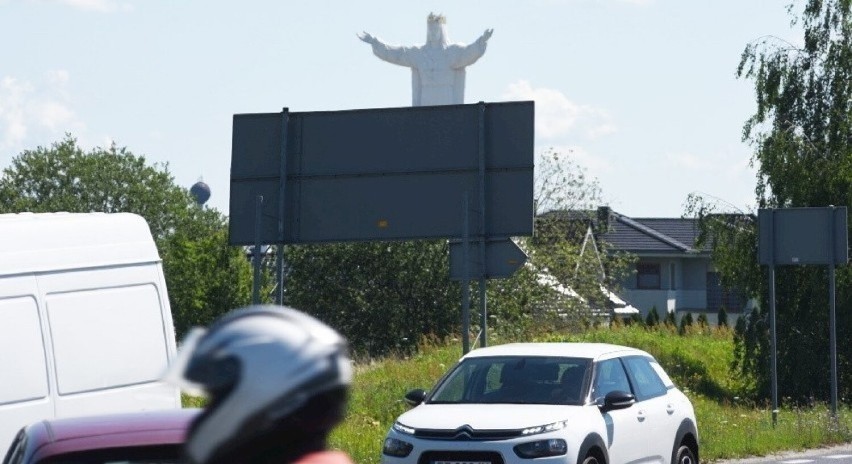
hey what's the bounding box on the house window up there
[706,272,743,312]
[637,263,661,289]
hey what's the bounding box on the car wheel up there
[582,454,601,464]
[674,445,697,464]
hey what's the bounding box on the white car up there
[381,343,698,464]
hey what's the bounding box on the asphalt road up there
[715,444,852,464]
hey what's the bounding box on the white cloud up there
[618,0,654,5]
[38,101,76,130]
[665,151,713,171]
[0,77,34,148]
[47,69,70,86]
[502,80,617,141]
[667,149,755,183]
[540,144,615,181]
[36,0,133,12]
[0,70,84,151]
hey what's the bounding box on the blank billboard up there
[229,101,534,245]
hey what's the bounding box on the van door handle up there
[666,404,675,415]
[637,410,646,422]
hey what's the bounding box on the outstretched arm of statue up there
[451,29,493,68]
[357,31,415,67]
[478,29,494,44]
[357,31,379,46]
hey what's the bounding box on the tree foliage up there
[0,136,252,339]
[283,240,458,357]
[689,1,852,403]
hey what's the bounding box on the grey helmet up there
[166,305,353,464]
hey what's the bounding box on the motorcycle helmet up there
[166,305,353,464]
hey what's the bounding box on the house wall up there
[620,258,708,290]
[682,259,709,290]
[619,257,712,315]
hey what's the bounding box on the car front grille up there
[414,426,521,441]
[418,450,505,464]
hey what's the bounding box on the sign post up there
[758,206,848,422]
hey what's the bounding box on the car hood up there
[396,403,581,430]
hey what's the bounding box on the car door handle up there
[666,404,675,415]
[637,410,646,422]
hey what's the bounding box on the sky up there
[0,0,800,218]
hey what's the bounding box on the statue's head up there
[426,12,448,46]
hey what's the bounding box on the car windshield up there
[428,356,591,405]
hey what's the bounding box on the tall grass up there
[329,324,852,463]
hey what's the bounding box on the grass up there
[182,324,852,463]
[328,324,852,463]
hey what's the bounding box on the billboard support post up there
[477,102,488,349]
[767,208,778,427]
[829,206,838,418]
[275,108,289,305]
[252,195,264,305]
[461,192,471,355]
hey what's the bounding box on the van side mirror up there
[404,389,427,407]
[599,390,635,413]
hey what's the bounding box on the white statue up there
[358,13,493,106]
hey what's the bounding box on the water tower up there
[190,177,211,206]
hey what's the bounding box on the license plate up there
[433,461,490,464]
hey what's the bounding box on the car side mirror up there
[599,390,635,413]
[404,388,427,407]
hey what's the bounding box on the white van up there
[0,212,181,452]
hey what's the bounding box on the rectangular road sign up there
[449,239,528,280]
[229,101,534,245]
[758,207,849,266]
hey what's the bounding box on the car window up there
[429,356,589,405]
[430,362,478,402]
[622,356,669,400]
[649,360,675,388]
[591,358,632,401]
[38,444,183,464]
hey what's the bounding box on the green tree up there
[0,136,188,240]
[160,209,253,338]
[690,0,852,403]
[283,240,458,357]
[0,136,252,339]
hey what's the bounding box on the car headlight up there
[514,439,568,458]
[392,421,416,435]
[383,437,414,457]
[520,420,569,435]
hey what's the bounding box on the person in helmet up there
[165,305,355,464]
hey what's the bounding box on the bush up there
[679,312,694,335]
[645,305,660,327]
[664,310,677,327]
[718,306,729,328]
